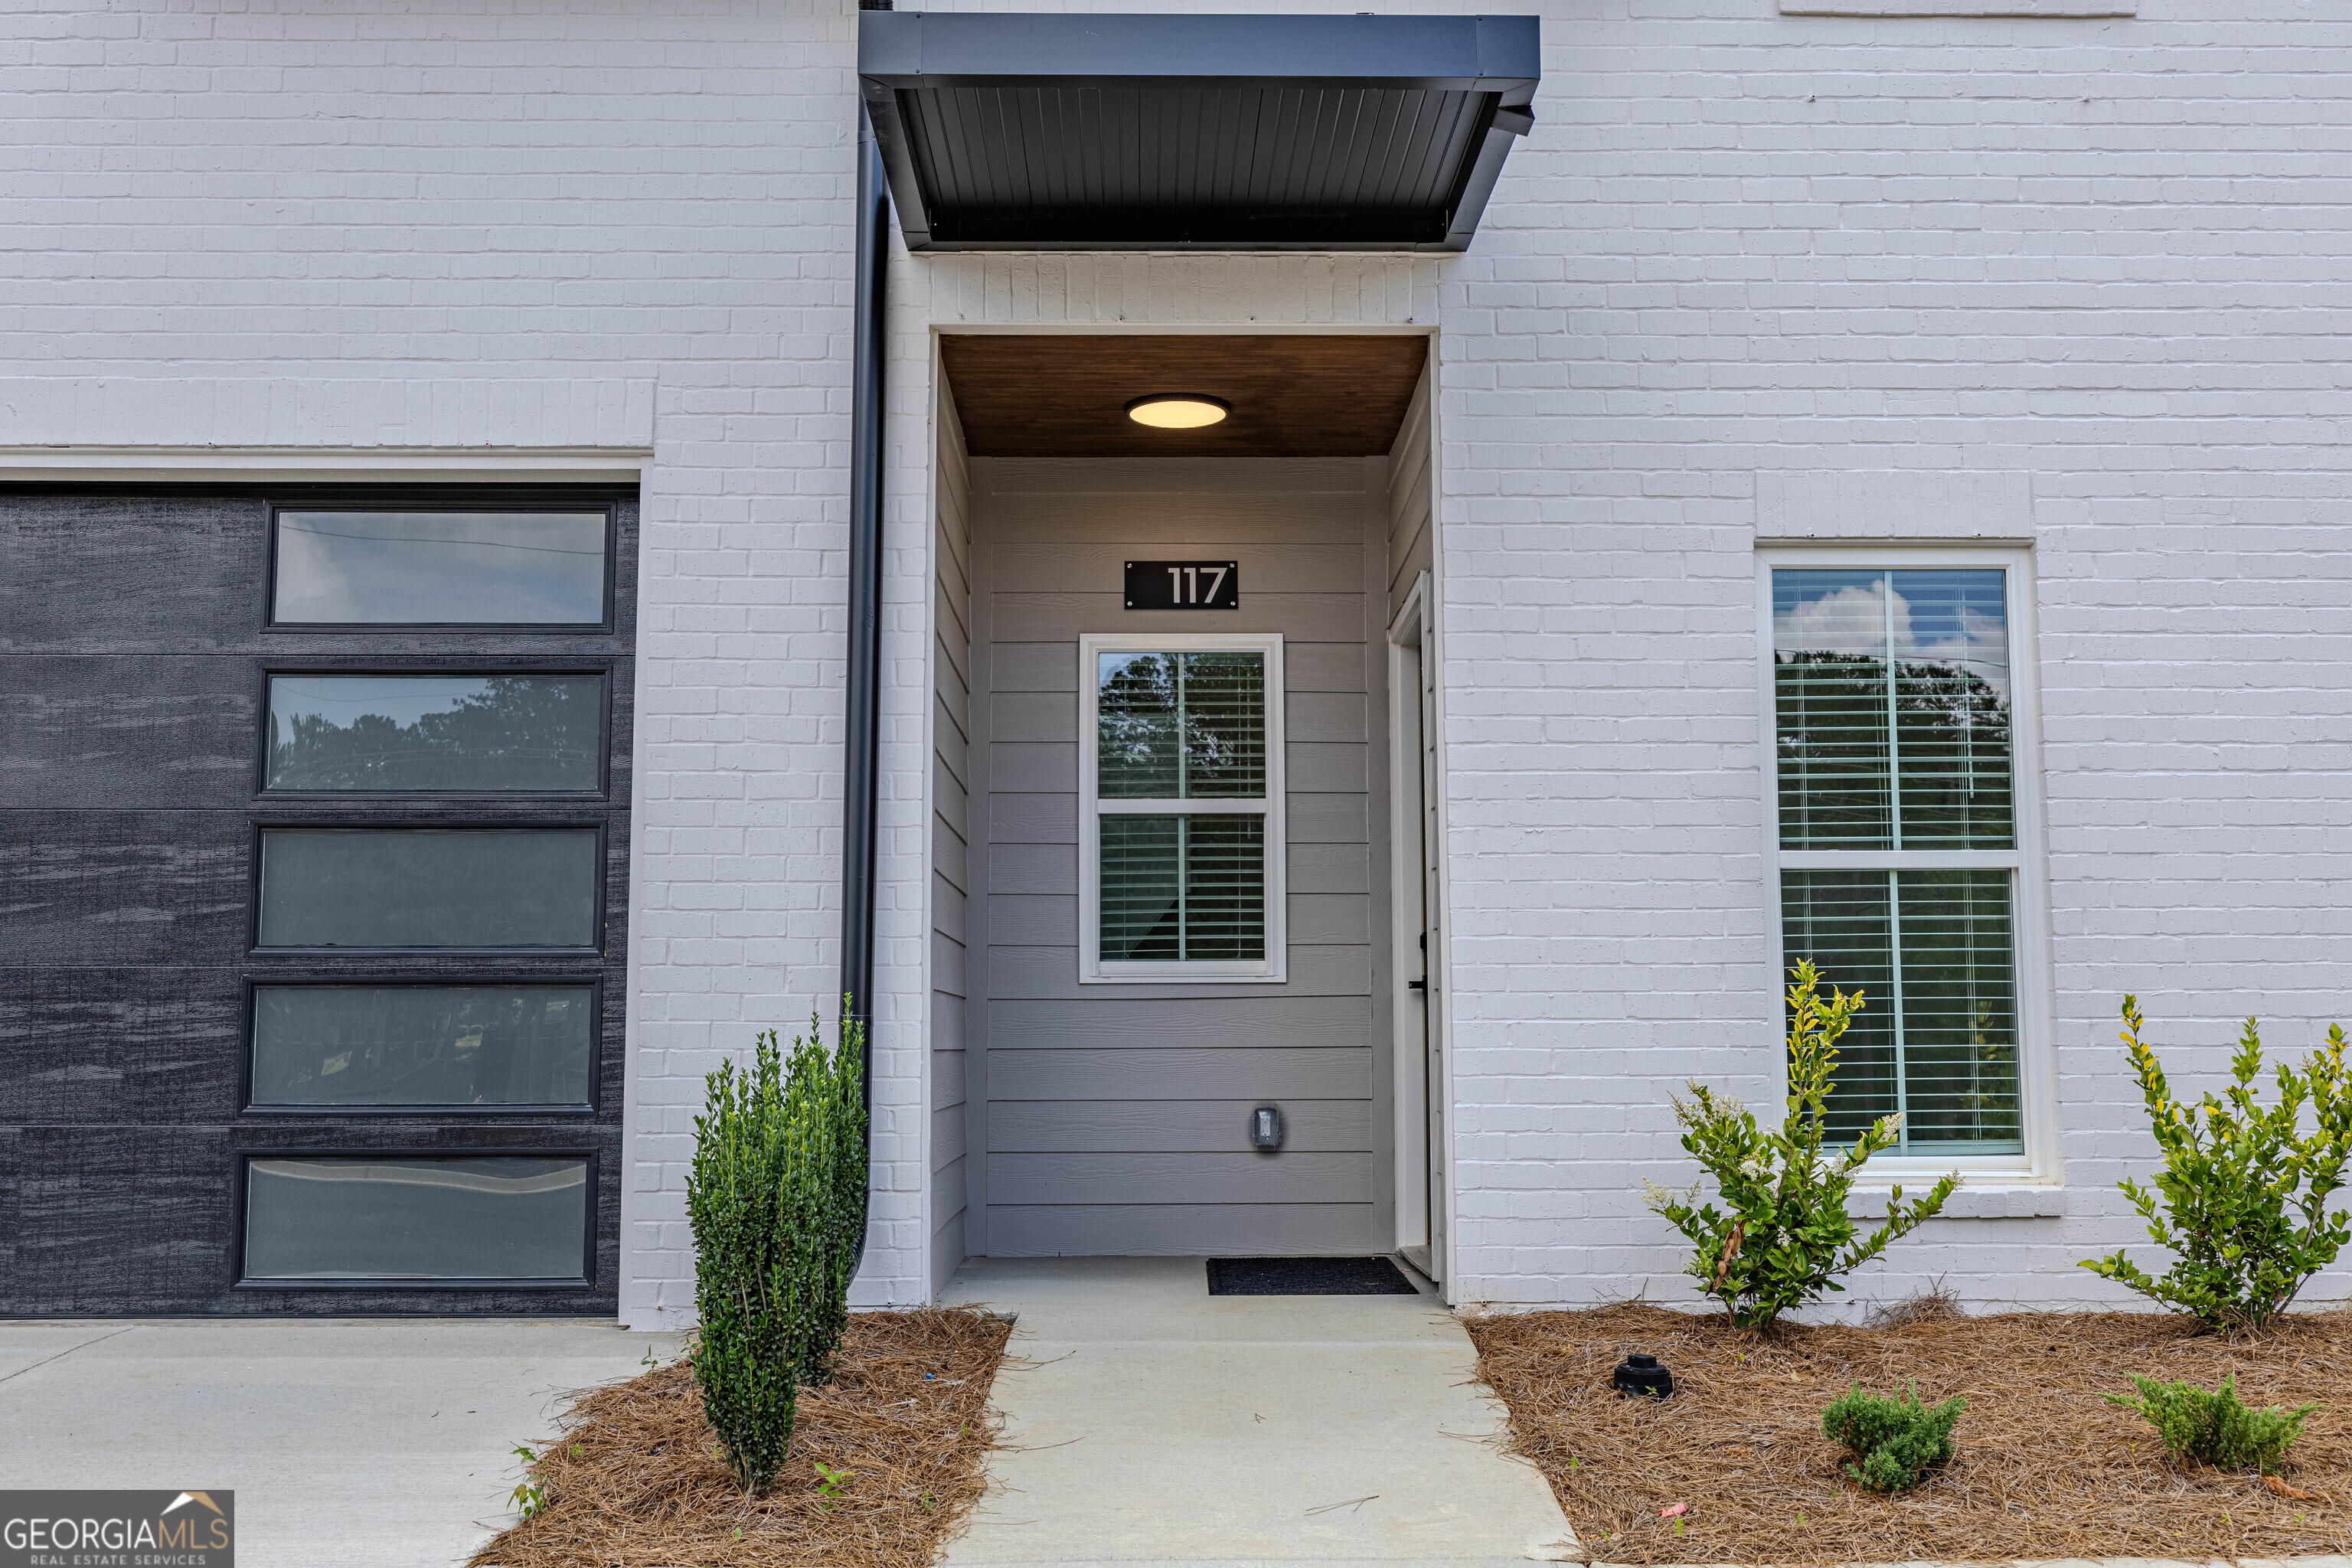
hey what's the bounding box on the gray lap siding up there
[967,457,1391,1256]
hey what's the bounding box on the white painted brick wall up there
[6,0,2350,1321]
[1434,0,2352,1314]
[0,0,934,1324]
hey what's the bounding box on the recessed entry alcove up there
[924,332,1449,1289]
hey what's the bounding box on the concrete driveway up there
[0,1318,681,1568]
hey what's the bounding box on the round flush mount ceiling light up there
[1125,394,1231,430]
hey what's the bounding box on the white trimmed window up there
[1760,550,2048,1168]
[1079,632,1286,984]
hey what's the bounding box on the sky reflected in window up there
[273,511,607,624]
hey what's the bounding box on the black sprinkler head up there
[1612,1351,1674,1398]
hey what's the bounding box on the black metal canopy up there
[858,11,1540,253]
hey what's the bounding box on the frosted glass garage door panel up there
[272,511,608,625]
[264,675,603,792]
[256,828,599,948]
[242,1156,590,1280]
[250,986,595,1107]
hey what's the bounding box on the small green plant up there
[799,1011,871,1388]
[815,1461,854,1509]
[2081,998,2352,1331]
[686,1010,869,1494]
[508,1446,548,1520]
[1645,962,1959,1330]
[1821,1382,1964,1493]
[2105,1373,2318,1474]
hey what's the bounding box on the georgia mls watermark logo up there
[1,1490,233,1568]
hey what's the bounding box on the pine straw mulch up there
[1467,1297,2352,1566]
[470,1308,1011,1568]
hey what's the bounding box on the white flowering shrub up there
[1645,962,1958,1331]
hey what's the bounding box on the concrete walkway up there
[0,1318,682,1568]
[938,1256,1579,1568]
[7,1302,2347,1568]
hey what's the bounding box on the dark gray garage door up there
[1,487,635,1315]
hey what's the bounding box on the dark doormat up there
[1205,1256,1420,1295]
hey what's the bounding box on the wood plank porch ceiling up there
[940,334,1429,459]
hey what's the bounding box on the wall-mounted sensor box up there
[1250,1105,1283,1150]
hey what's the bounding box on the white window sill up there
[1082,966,1286,985]
[1782,0,2130,13]
[1848,1184,2066,1220]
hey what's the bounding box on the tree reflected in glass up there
[267,675,600,791]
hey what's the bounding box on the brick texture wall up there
[1436,0,2352,1312]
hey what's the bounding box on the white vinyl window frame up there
[1078,631,1287,985]
[1755,544,2058,1183]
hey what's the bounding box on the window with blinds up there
[1769,566,2029,1157]
[1080,635,1285,982]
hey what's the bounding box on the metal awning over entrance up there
[857,11,1540,253]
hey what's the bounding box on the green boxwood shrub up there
[2105,1374,2317,1475]
[791,1014,869,1387]
[1645,962,1958,1331]
[2080,997,2351,1331]
[685,1014,868,1494]
[1821,1382,1965,1493]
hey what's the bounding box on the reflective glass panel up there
[251,986,594,1106]
[1098,652,1265,800]
[1100,814,1265,962]
[273,511,608,625]
[257,828,599,948]
[266,675,601,792]
[1773,570,2012,850]
[242,1156,590,1280]
[1780,867,2022,1155]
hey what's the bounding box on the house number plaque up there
[1124,560,1239,610]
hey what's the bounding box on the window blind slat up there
[1779,868,1901,1144]
[1095,646,1272,966]
[1773,565,2026,1157]
[1097,652,1181,799]
[1100,815,1181,962]
[1098,651,1266,801]
[1894,867,2022,1152]
[1774,569,2014,851]
[1178,651,1266,799]
[1781,871,2022,1155]
[1099,813,1265,963]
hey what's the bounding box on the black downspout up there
[843,80,889,1271]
